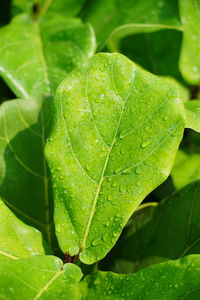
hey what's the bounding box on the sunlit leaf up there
[0,255,82,300]
[81,255,200,300]
[179,0,200,84]
[0,13,95,98]
[46,53,186,264]
[0,198,45,259]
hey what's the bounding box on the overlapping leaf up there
[0,198,45,259]
[100,180,200,273]
[0,97,55,248]
[46,53,186,264]
[0,13,95,98]
[82,0,181,49]
[0,255,82,300]
[82,255,200,300]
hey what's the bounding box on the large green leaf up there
[184,100,200,132]
[0,198,45,259]
[0,97,55,249]
[12,0,87,18]
[100,180,200,273]
[0,255,82,299]
[172,150,200,189]
[81,255,200,300]
[179,0,200,85]
[46,53,186,264]
[0,13,95,98]
[82,0,181,49]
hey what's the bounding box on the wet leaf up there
[0,13,95,98]
[46,53,186,264]
[81,255,200,300]
[0,255,82,300]
[0,198,45,259]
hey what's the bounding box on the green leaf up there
[0,255,82,299]
[45,53,186,264]
[82,0,181,50]
[0,13,95,98]
[0,198,45,259]
[172,150,200,189]
[81,255,200,300]
[0,97,55,249]
[12,0,87,18]
[184,100,200,132]
[179,0,200,84]
[117,29,183,81]
[100,180,200,273]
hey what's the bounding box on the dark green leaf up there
[82,0,181,50]
[46,53,186,264]
[0,97,54,249]
[81,255,200,300]
[118,29,183,81]
[100,180,200,273]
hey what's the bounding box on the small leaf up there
[82,0,181,49]
[101,180,200,273]
[179,0,200,84]
[46,53,186,264]
[172,150,200,189]
[0,255,82,300]
[0,13,95,98]
[81,255,200,300]
[0,198,45,259]
[0,97,54,249]
[184,100,200,132]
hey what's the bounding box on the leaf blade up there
[46,53,186,264]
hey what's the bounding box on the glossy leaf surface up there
[184,100,200,132]
[0,255,82,299]
[179,0,200,84]
[82,255,200,300]
[12,0,87,18]
[172,150,200,189]
[100,181,200,273]
[82,0,181,49]
[46,53,186,264]
[0,13,95,98]
[0,198,45,259]
[0,97,54,249]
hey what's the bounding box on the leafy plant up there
[0,0,200,299]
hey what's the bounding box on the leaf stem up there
[38,0,53,18]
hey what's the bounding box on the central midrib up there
[81,71,135,249]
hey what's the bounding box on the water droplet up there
[135,167,140,175]
[56,166,63,171]
[141,140,150,148]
